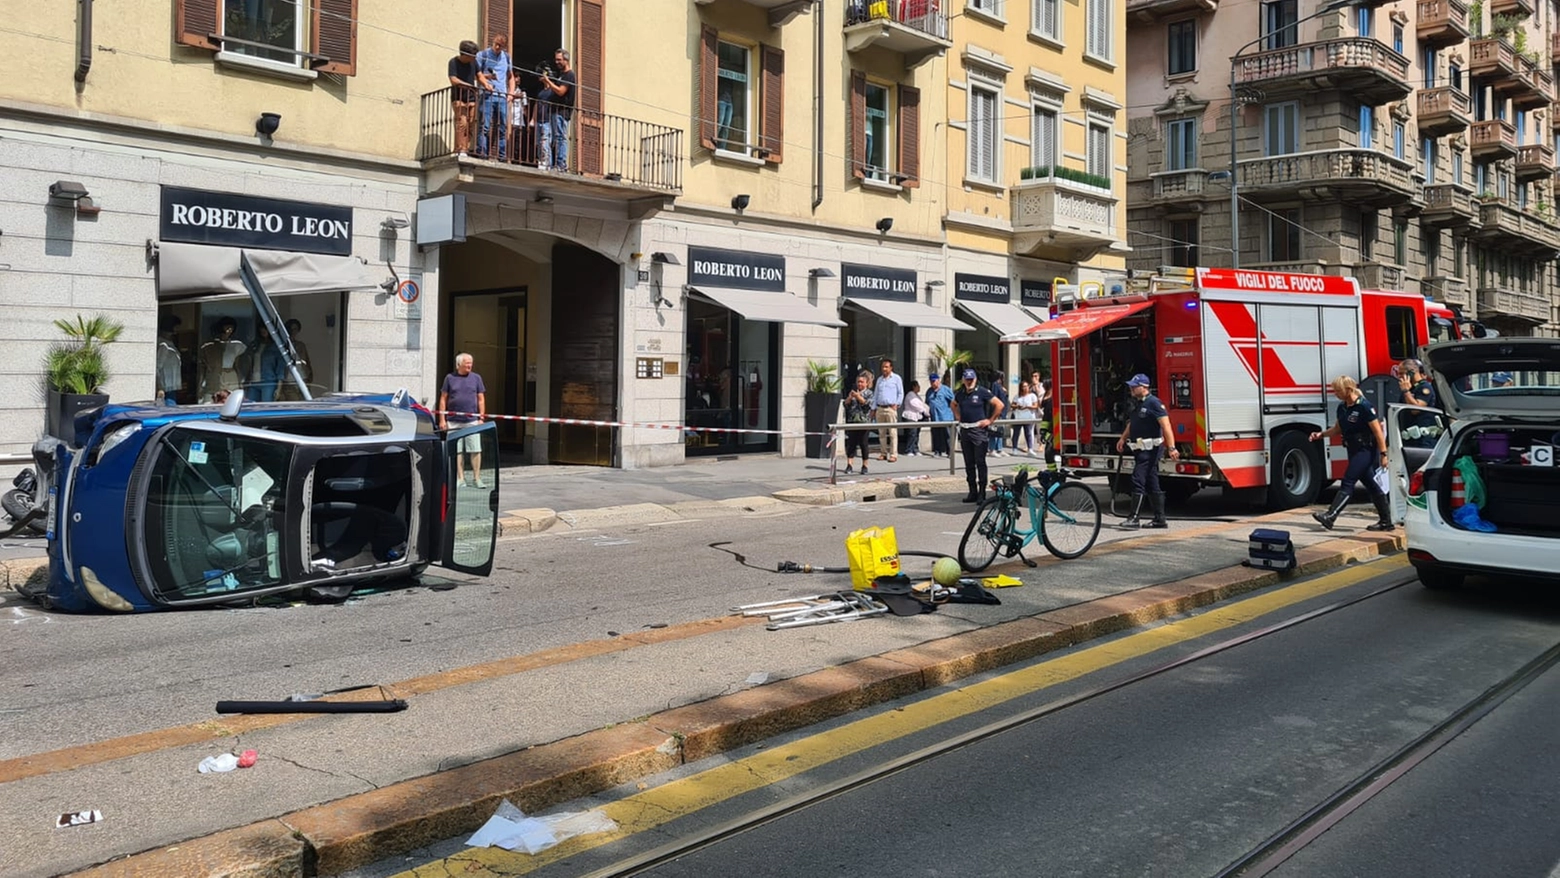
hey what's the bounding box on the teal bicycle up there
[958,467,1102,571]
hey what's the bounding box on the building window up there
[1392,23,1403,53]
[1449,62,1461,91]
[1422,49,1436,88]
[1165,118,1197,171]
[1168,218,1199,266]
[1393,219,1407,265]
[1264,102,1299,155]
[1422,136,1437,184]
[1087,0,1112,60]
[1359,104,1373,149]
[1453,148,1464,187]
[716,40,753,153]
[1032,0,1060,39]
[969,0,1004,14]
[1087,120,1111,181]
[1475,162,1486,194]
[1269,207,1301,261]
[1263,0,1298,49]
[1393,121,1405,159]
[864,81,892,180]
[1360,210,1377,259]
[968,83,999,181]
[1356,5,1373,36]
[222,0,304,65]
[1167,20,1196,75]
[1426,230,1441,272]
[1032,106,1057,170]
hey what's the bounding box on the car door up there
[438,421,499,575]
[1385,402,1448,523]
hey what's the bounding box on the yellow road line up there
[397,555,1407,877]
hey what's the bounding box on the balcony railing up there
[1474,197,1560,253]
[1514,63,1556,109]
[1469,37,1519,81]
[1010,177,1120,259]
[843,1,951,66]
[1151,169,1210,201]
[1417,86,1471,135]
[1416,0,1470,48]
[1515,143,1556,181]
[416,87,683,192]
[1489,0,1535,18]
[1469,118,1518,161]
[1237,149,1418,206]
[1478,286,1551,322]
[1421,183,1478,227]
[1423,276,1471,308]
[1232,38,1411,104]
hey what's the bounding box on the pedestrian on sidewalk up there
[987,372,1009,455]
[925,373,955,457]
[1309,375,1395,532]
[842,372,873,475]
[1115,374,1178,528]
[954,368,1003,503]
[872,358,903,462]
[439,352,488,488]
[901,380,928,456]
[1011,380,1039,454]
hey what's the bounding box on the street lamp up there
[1228,0,1359,268]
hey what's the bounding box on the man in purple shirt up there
[438,352,488,487]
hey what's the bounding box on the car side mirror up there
[220,389,246,421]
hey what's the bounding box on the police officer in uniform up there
[954,368,1004,503]
[1114,373,1179,528]
[1308,375,1394,532]
[1397,358,1439,449]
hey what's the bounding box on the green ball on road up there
[932,557,962,587]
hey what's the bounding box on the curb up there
[66,531,1407,877]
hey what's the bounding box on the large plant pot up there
[804,391,838,459]
[46,389,108,447]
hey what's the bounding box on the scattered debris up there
[467,799,619,854]
[744,672,770,685]
[198,754,240,773]
[733,592,889,630]
[237,749,258,768]
[55,810,102,829]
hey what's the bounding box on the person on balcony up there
[537,48,576,171]
[476,35,516,160]
[447,40,480,156]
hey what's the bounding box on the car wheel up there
[1266,431,1322,510]
[2,489,45,535]
[1416,564,1464,590]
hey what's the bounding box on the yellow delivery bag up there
[846,526,901,590]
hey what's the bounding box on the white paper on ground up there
[466,799,619,854]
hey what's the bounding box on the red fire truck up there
[1003,268,1462,509]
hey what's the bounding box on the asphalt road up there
[362,562,1560,878]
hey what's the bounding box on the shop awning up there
[954,300,1046,338]
[1000,300,1154,344]
[843,297,974,331]
[155,242,385,299]
[688,287,846,327]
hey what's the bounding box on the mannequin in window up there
[197,317,246,403]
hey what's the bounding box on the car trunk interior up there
[306,447,419,572]
[1442,424,1560,538]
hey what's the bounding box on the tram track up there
[579,563,1424,878]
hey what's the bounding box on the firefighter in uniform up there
[1114,374,1179,528]
[1308,375,1394,532]
[954,368,1004,503]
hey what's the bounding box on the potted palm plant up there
[44,314,123,444]
[804,359,842,458]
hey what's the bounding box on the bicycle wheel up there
[958,497,1013,572]
[1042,481,1101,560]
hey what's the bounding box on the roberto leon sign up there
[841,263,917,302]
[687,246,787,292]
[160,187,355,256]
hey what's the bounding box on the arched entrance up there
[439,229,621,466]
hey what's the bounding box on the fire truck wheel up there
[1163,480,1198,507]
[1266,431,1323,510]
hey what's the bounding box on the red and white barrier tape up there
[437,410,825,437]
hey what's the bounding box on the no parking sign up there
[393,279,422,319]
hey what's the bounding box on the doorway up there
[684,298,779,456]
[512,0,566,103]
[450,288,528,451]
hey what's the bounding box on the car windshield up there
[142,428,292,601]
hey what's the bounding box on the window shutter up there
[700,26,719,149]
[577,0,605,176]
[1033,109,1055,170]
[897,84,920,188]
[760,45,784,164]
[175,0,220,51]
[480,0,510,49]
[850,71,867,179]
[311,0,358,76]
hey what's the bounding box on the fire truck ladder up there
[1055,340,1084,458]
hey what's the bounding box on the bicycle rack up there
[733,591,889,630]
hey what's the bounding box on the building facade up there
[1,0,1126,466]
[1126,0,1560,337]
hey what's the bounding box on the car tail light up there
[1408,471,1424,497]
[1066,457,1088,468]
[1408,549,1438,563]
[1174,462,1210,475]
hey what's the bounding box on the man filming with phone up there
[537,49,576,171]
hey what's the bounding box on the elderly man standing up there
[871,357,903,462]
[438,353,488,488]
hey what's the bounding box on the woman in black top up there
[842,372,873,476]
[1308,375,1394,532]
